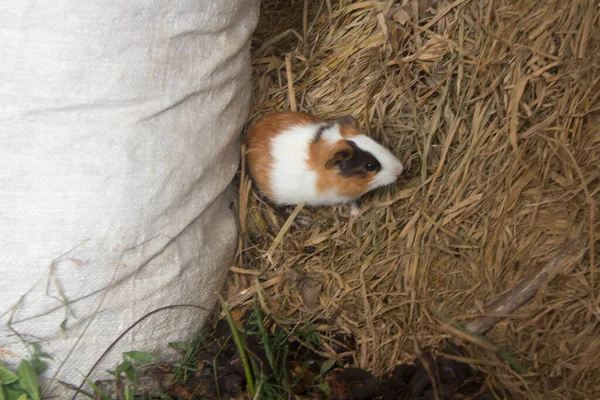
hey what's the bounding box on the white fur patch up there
[321,125,343,143]
[269,124,318,205]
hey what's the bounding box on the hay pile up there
[229,0,600,398]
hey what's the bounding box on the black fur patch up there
[336,140,382,177]
[312,123,333,143]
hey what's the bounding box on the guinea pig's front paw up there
[331,201,360,217]
[293,215,312,227]
[349,201,360,217]
[273,206,312,229]
[330,205,345,214]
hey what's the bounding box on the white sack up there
[0,0,259,397]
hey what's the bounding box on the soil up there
[159,316,492,400]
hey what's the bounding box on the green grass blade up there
[123,351,158,363]
[218,295,255,398]
[496,350,528,375]
[17,361,39,400]
[84,379,110,400]
[252,300,276,375]
[0,364,19,385]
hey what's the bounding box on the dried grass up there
[229,0,600,398]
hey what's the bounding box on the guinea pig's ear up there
[336,115,360,131]
[325,148,353,169]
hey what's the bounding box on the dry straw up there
[230,0,600,398]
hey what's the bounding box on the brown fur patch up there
[336,116,361,139]
[332,174,375,197]
[246,112,323,200]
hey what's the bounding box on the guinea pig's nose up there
[395,166,404,177]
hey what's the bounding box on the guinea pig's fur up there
[246,112,403,208]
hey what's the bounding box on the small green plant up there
[0,360,42,400]
[0,343,50,400]
[86,351,159,400]
[219,296,334,399]
[78,299,335,399]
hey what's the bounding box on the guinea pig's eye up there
[365,163,377,171]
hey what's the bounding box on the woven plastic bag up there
[0,0,259,396]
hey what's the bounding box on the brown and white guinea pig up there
[246,112,404,215]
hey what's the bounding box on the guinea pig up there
[246,112,404,216]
